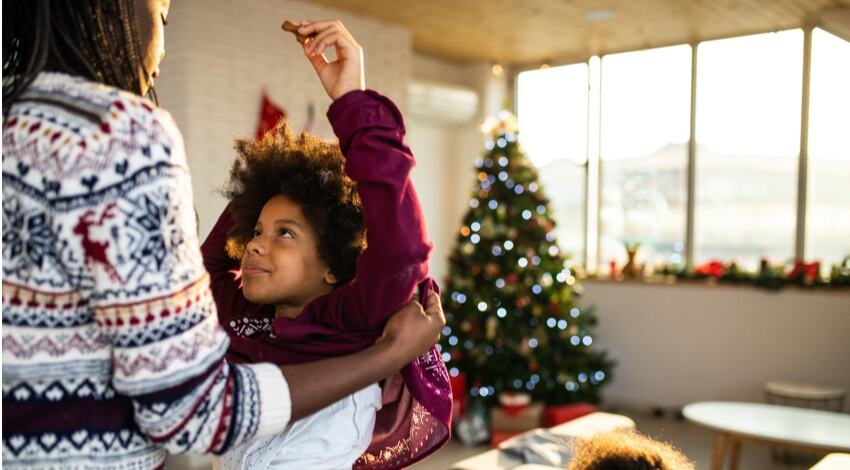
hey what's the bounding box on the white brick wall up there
[156,0,411,236]
[407,56,511,284]
[153,0,519,293]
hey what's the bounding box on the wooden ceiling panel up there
[306,0,850,64]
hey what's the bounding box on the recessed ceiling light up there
[583,9,618,22]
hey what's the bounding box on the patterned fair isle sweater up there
[2,72,291,469]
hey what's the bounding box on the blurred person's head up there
[568,430,695,470]
[3,0,170,113]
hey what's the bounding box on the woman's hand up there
[377,292,445,367]
[282,293,444,420]
[297,20,365,100]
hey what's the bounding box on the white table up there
[682,401,850,470]
[810,453,850,470]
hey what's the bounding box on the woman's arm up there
[284,292,444,420]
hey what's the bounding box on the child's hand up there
[296,20,365,101]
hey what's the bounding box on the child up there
[201,20,451,469]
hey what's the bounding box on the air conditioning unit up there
[407,80,479,124]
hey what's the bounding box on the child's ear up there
[323,269,339,286]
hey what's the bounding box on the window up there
[694,31,803,269]
[517,64,589,263]
[515,28,848,276]
[806,28,850,269]
[599,45,691,271]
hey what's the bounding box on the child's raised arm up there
[293,20,433,332]
[325,89,432,332]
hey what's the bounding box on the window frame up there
[514,26,829,272]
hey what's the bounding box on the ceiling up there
[307,0,850,66]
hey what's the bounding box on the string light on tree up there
[440,111,614,406]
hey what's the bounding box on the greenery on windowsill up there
[582,256,850,292]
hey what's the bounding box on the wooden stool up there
[765,381,846,411]
[764,381,846,465]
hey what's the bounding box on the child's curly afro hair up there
[222,121,365,286]
[568,430,695,470]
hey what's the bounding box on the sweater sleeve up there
[318,90,432,332]
[56,103,290,454]
[201,204,260,325]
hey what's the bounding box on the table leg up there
[728,438,741,470]
[711,432,728,470]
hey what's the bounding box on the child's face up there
[241,194,335,309]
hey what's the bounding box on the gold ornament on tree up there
[516,295,530,308]
[519,337,531,356]
[480,111,519,136]
[480,217,497,238]
[486,316,498,340]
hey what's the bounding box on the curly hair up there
[568,430,695,470]
[222,121,364,286]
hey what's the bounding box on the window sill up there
[580,275,850,295]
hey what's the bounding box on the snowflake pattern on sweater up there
[2,72,291,469]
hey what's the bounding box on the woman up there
[1,1,445,469]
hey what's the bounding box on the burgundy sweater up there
[202,90,451,469]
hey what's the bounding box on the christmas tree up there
[440,111,614,406]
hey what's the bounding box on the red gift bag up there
[449,373,467,423]
[544,402,598,427]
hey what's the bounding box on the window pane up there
[517,64,588,263]
[807,28,850,270]
[695,30,803,269]
[599,45,691,272]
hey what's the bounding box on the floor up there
[410,407,820,470]
[166,408,823,469]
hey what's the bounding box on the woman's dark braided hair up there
[3,0,153,115]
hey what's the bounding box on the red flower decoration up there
[695,260,725,278]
